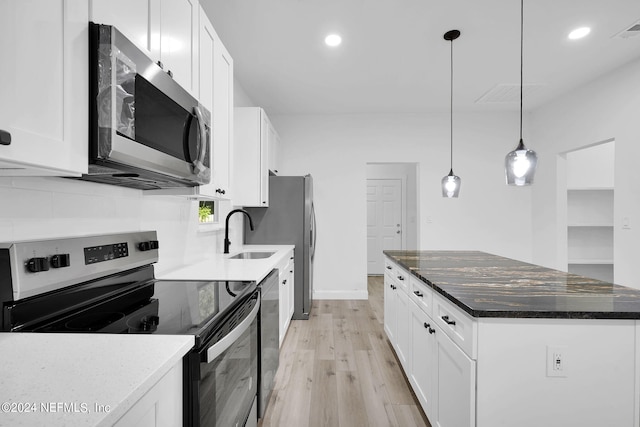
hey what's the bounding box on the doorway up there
[366,163,418,275]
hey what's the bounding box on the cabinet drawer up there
[394,267,409,293]
[409,276,433,318]
[433,293,477,359]
[385,258,409,293]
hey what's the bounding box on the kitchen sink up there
[228,251,276,260]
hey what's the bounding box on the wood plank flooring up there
[260,276,431,427]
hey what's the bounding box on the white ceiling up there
[201,0,640,115]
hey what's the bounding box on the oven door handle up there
[205,296,260,363]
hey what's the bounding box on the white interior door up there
[367,179,403,275]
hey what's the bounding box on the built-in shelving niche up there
[566,142,615,283]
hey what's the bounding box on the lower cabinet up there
[114,360,183,427]
[386,255,476,427]
[277,250,295,347]
[408,299,476,427]
[433,323,476,427]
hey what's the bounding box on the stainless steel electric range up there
[0,231,261,427]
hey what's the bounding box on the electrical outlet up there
[547,345,568,377]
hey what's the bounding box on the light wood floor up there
[260,276,431,427]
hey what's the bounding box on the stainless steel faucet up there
[224,209,255,254]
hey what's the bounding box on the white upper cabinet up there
[267,123,280,175]
[159,0,198,96]
[91,0,198,96]
[234,107,272,207]
[146,6,233,200]
[90,0,160,57]
[0,0,89,176]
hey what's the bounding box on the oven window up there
[199,316,258,427]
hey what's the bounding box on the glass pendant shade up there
[505,139,537,186]
[441,169,461,198]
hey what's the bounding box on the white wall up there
[0,177,243,276]
[270,112,533,299]
[531,57,640,288]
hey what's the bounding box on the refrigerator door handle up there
[310,202,317,258]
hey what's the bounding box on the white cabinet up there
[409,301,436,416]
[114,360,183,427]
[91,0,198,96]
[383,259,410,369]
[159,0,198,96]
[268,124,281,174]
[142,6,233,200]
[233,107,273,207]
[277,250,295,346]
[90,0,159,57]
[0,0,88,176]
[433,323,476,427]
[385,255,476,426]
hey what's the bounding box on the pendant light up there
[505,0,538,185]
[441,29,461,198]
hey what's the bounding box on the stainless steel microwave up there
[78,23,211,190]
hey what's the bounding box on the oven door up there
[187,291,260,427]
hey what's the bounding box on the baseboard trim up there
[313,289,369,300]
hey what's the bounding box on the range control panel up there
[0,231,159,302]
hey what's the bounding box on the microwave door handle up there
[192,106,208,179]
[205,297,260,363]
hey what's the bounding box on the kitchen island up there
[383,250,640,427]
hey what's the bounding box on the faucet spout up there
[224,209,255,254]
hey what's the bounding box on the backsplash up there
[0,177,242,275]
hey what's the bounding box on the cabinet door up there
[278,269,288,347]
[396,288,411,369]
[0,0,88,176]
[410,301,436,419]
[211,34,233,197]
[90,0,159,58]
[268,124,280,174]
[288,258,295,319]
[383,274,397,343]
[195,7,231,199]
[233,107,270,207]
[259,112,270,206]
[434,325,476,427]
[159,0,198,96]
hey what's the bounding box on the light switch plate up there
[547,345,568,377]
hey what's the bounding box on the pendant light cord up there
[519,0,523,142]
[450,37,454,171]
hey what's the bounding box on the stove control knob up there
[50,254,70,268]
[138,240,160,251]
[27,257,50,273]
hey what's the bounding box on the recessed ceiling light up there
[324,34,342,47]
[568,27,591,40]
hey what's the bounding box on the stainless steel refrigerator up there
[244,174,316,319]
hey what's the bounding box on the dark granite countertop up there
[384,250,640,320]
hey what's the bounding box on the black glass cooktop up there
[25,272,256,347]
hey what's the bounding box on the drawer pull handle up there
[386,266,392,270]
[397,276,404,281]
[413,290,423,298]
[283,279,287,285]
[389,284,396,290]
[441,315,456,325]
[429,326,436,334]
[423,322,430,329]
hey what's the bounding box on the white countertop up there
[0,333,193,427]
[157,245,295,283]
